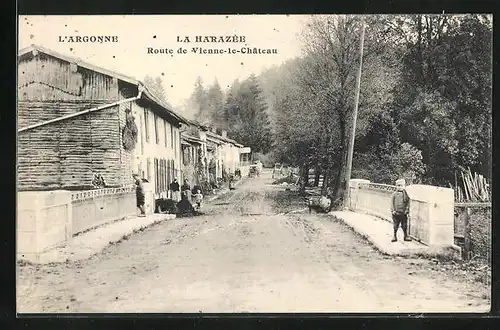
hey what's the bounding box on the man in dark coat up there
[170,178,181,202]
[133,174,146,217]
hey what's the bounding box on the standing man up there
[391,179,411,242]
[133,174,146,217]
[170,178,180,202]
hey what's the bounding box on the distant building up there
[17,44,189,195]
[205,128,251,180]
[180,131,205,185]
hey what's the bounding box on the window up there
[160,159,166,193]
[144,109,150,142]
[147,158,151,181]
[139,115,144,154]
[164,121,168,147]
[182,147,189,166]
[166,160,171,188]
[172,160,176,181]
[173,129,177,155]
[154,158,159,194]
[154,114,160,144]
[170,159,175,183]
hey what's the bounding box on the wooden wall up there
[17,52,131,191]
[18,101,123,190]
[18,52,119,102]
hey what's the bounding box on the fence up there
[454,202,492,262]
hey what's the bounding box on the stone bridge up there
[336,179,457,256]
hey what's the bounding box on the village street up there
[17,170,489,313]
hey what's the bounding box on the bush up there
[396,142,426,184]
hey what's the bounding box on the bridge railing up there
[348,179,455,247]
[17,185,153,262]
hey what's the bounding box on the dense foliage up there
[268,14,491,202]
[187,75,273,154]
[181,14,491,203]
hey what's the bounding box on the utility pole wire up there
[343,19,366,208]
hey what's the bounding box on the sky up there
[18,15,309,110]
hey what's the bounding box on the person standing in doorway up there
[391,179,411,242]
[133,174,146,217]
[170,178,181,202]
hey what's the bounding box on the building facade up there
[18,44,188,196]
[130,99,185,199]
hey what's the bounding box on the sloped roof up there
[205,130,243,147]
[181,133,203,145]
[186,119,211,131]
[18,44,189,125]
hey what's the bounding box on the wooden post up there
[463,207,472,261]
[343,20,366,208]
[314,166,321,187]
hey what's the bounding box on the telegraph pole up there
[343,20,366,208]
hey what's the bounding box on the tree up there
[206,79,225,128]
[387,14,492,184]
[143,75,167,103]
[187,77,210,125]
[293,15,400,199]
[224,75,273,154]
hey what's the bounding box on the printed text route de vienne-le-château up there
[146,35,278,55]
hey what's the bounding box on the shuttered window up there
[165,160,168,191]
[160,159,163,193]
[170,125,174,149]
[154,114,160,144]
[154,158,158,194]
[139,115,144,154]
[147,158,151,181]
[166,160,171,190]
[144,109,150,142]
[164,121,168,147]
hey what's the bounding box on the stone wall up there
[348,179,455,247]
[70,187,136,235]
[17,187,153,262]
[17,190,72,261]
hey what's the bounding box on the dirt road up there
[17,170,490,313]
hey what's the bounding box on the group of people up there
[132,174,204,217]
[169,178,204,214]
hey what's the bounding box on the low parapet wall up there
[70,187,136,235]
[348,179,455,247]
[17,190,72,261]
[17,185,154,262]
